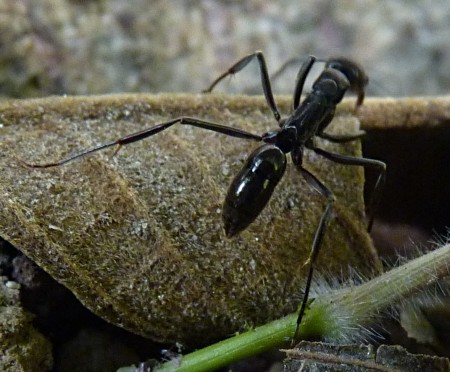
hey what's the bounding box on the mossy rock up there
[0,277,53,371]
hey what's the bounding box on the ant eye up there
[316,79,339,96]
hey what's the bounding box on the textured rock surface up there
[0,277,53,371]
[0,1,448,97]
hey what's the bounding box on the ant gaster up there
[22,51,386,341]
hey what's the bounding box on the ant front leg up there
[291,148,335,342]
[292,56,316,110]
[20,117,263,168]
[315,107,365,143]
[312,147,386,232]
[203,51,282,124]
[318,131,366,143]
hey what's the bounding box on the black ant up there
[22,51,385,342]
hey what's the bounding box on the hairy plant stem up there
[154,242,450,372]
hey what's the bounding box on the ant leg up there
[21,117,263,168]
[203,51,282,123]
[312,147,386,232]
[293,164,335,341]
[292,56,316,110]
[270,57,304,82]
[318,131,366,143]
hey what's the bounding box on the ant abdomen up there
[223,144,286,237]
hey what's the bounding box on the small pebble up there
[6,281,20,289]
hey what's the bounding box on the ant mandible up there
[22,51,386,341]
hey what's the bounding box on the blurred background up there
[0,0,449,98]
[1,1,449,371]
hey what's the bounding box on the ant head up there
[326,58,369,107]
[312,69,350,104]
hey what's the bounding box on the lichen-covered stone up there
[0,277,53,371]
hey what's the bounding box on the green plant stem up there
[154,313,295,372]
[154,242,450,372]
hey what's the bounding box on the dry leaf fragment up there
[0,94,380,346]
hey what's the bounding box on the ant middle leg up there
[312,147,386,232]
[292,163,335,341]
[20,117,263,168]
[203,51,282,124]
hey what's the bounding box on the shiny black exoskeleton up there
[23,51,385,340]
[219,54,374,238]
[205,53,384,339]
[222,144,287,237]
